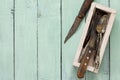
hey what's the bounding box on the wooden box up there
[73,2,116,73]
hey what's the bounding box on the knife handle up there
[78,0,93,19]
[77,47,96,78]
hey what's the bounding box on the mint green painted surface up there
[15,0,37,80]
[0,0,13,80]
[0,0,119,80]
[38,0,60,80]
[62,0,85,80]
[110,0,120,80]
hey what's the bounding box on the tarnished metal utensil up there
[94,15,109,69]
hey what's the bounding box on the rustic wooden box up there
[73,2,116,73]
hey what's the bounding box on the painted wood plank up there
[62,0,86,80]
[86,0,110,80]
[110,0,120,80]
[37,0,60,80]
[62,0,110,80]
[15,0,37,80]
[0,0,14,80]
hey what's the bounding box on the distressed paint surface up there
[0,0,13,80]
[62,0,86,80]
[110,0,120,80]
[0,0,120,80]
[38,0,61,80]
[15,0,37,80]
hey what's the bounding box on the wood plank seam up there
[60,0,62,80]
[37,0,39,80]
[108,0,111,80]
[13,0,15,80]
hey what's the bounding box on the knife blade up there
[64,0,94,43]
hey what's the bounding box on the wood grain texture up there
[0,0,120,80]
[110,0,120,80]
[37,0,61,80]
[86,0,110,80]
[62,0,85,80]
[0,0,13,80]
[15,0,37,80]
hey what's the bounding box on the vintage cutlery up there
[77,29,97,78]
[94,15,109,69]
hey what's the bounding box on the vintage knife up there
[77,11,102,78]
[64,0,94,43]
[77,30,97,78]
[79,10,101,63]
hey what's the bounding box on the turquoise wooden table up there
[0,0,120,80]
